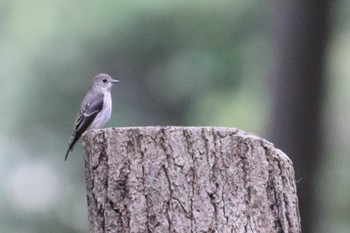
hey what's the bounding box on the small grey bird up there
[65,73,119,160]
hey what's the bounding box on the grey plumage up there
[65,73,119,160]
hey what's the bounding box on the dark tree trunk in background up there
[83,127,301,233]
[269,1,332,232]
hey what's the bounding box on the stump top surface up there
[85,126,262,141]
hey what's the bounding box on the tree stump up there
[83,127,300,233]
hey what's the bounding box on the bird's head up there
[92,73,119,91]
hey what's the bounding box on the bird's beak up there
[111,79,120,84]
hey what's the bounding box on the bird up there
[65,73,119,160]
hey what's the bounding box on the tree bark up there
[83,127,300,233]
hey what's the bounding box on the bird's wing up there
[65,91,104,160]
[75,91,105,132]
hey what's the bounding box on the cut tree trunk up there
[83,127,300,233]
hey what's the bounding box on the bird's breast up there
[89,92,112,129]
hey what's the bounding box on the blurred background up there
[0,0,349,232]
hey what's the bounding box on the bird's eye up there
[102,78,107,83]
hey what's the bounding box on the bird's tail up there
[65,145,73,161]
[65,132,81,161]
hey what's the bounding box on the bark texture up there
[83,127,300,233]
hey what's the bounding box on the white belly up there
[89,92,112,129]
